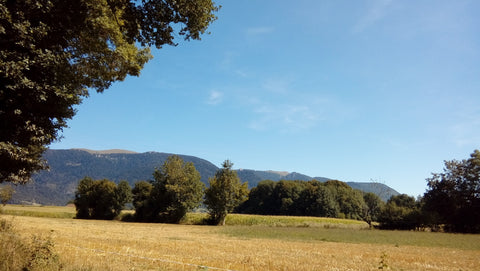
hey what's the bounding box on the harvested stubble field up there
[1,206,480,270]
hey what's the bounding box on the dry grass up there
[3,215,479,271]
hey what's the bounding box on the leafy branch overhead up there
[0,0,219,184]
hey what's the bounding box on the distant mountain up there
[236,169,329,187]
[236,170,397,201]
[11,149,218,205]
[10,149,399,205]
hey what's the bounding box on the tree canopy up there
[237,179,368,220]
[204,160,248,225]
[0,0,219,184]
[423,150,480,233]
[147,155,204,223]
[377,194,421,230]
[74,177,132,219]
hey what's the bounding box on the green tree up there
[296,180,338,218]
[423,150,480,233]
[74,177,95,219]
[150,155,204,223]
[131,180,154,221]
[205,160,248,225]
[324,180,365,220]
[272,180,305,215]
[236,180,276,215]
[74,177,131,220]
[0,0,219,184]
[114,180,132,213]
[90,179,118,219]
[378,194,420,230]
[0,184,14,206]
[362,192,384,228]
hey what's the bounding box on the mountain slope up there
[12,149,218,205]
[10,149,399,205]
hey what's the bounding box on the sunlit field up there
[1,205,480,270]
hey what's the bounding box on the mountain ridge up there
[9,149,399,205]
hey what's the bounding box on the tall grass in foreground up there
[0,218,62,271]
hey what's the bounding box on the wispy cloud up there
[248,103,320,132]
[245,78,334,133]
[353,0,394,33]
[207,90,224,105]
[207,79,352,133]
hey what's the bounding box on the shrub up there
[0,218,61,271]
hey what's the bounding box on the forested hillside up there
[11,149,218,205]
[10,149,399,205]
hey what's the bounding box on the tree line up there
[74,155,247,225]
[73,151,480,232]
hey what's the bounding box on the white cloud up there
[207,90,224,105]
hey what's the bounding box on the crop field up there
[1,205,480,270]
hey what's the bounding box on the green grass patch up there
[182,213,368,228]
[224,213,368,228]
[1,205,75,219]
[220,225,480,250]
[182,212,209,225]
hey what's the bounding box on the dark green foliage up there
[131,180,154,221]
[237,180,277,214]
[74,177,94,219]
[423,150,480,233]
[378,194,421,230]
[0,0,219,184]
[134,155,205,223]
[237,179,366,220]
[295,181,338,217]
[114,180,132,212]
[74,177,132,220]
[273,180,305,215]
[324,180,366,220]
[204,160,248,225]
[362,192,384,228]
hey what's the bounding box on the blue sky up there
[50,0,480,197]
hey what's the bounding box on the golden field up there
[1,206,480,270]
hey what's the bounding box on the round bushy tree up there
[205,160,248,225]
[150,155,205,223]
[423,150,480,233]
